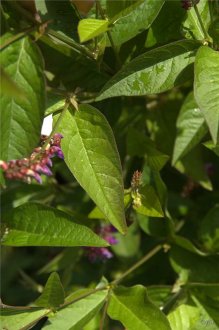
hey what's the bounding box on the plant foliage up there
[1,0,219,329]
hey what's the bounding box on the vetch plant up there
[1,0,219,329]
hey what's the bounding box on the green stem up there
[192,0,210,41]
[111,244,163,285]
[99,292,111,330]
[0,21,48,51]
[41,100,70,152]
[60,287,107,309]
[47,29,96,60]
[162,288,184,315]
[95,0,121,68]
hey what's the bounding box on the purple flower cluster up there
[181,0,200,10]
[85,225,118,262]
[0,133,64,184]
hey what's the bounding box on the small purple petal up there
[56,149,64,159]
[36,164,53,176]
[107,236,118,245]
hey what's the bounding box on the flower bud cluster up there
[0,133,64,184]
[85,224,118,262]
[181,0,200,10]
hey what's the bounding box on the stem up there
[111,244,163,285]
[60,287,107,309]
[95,0,121,68]
[192,0,210,41]
[99,292,111,330]
[47,29,96,60]
[41,100,70,152]
[162,288,184,315]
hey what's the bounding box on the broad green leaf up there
[58,104,127,234]
[43,290,107,330]
[194,46,219,144]
[167,304,217,330]
[1,203,109,247]
[145,0,185,48]
[199,206,219,252]
[192,293,219,328]
[0,307,49,330]
[108,0,165,46]
[182,0,211,41]
[172,92,207,164]
[175,146,212,191]
[0,34,45,161]
[35,272,65,308]
[97,40,200,101]
[0,67,26,100]
[78,19,109,43]
[107,285,171,330]
[133,185,164,217]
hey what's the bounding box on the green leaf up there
[167,304,217,330]
[199,205,219,252]
[182,0,211,41]
[107,285,171,330]
[78,19,109,43]
[0,34,45,161]
[133,185,164,217]
[35,272,65,308]
[43,290,107,330]
[0,307,49,330]
[172,235,208,256]
[203,140,219,157]
[97,40,200,101]
[172,92,207,164]
[58,104,127,234]
[194,46,219,144]
[0,67,26,100]
[108,0,165,46]
[175,146,212,191]
[1,203,109,247]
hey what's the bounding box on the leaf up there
[199,206,219,252]
[78,19,109,43]
[108,0,165,46]
[0,307,49,330]
[203,140,219,157]
[43,290,107,330]
[182,0,211,41]
[0,34,45,161]
[175,146,212,191]
[107,285,171,330]
[0,66,26,100]
[1,203,109,247]
[194,46,219,144]
[172,92,207,164]
[167,304,217,330]
[133,185,164,217]
[35,272,65,308]
[97,40,200,101]
[58,104,127,234]
[172,235,208,256]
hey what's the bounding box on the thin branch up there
[111,244,163,285]
[191,0,211,42]
[99,290,111,330]
[41,100,70,152]
[95,0,121,68]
